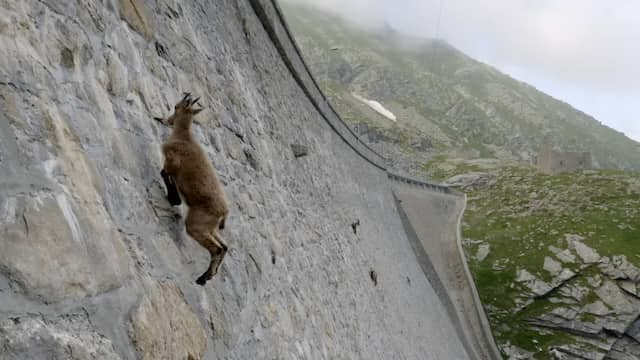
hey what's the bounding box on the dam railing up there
[248,0,387,170]
[387,172,459,195]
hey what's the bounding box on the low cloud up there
[436,0,640,92]
[284,0,640,141]
[288,0,640,91]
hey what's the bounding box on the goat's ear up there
[191,107,204,115]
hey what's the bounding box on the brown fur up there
[161,93,229,285]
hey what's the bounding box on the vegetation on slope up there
[426,158,640,358]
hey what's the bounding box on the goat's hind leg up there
[186,209,227,286]
[209,231,228,276]
[194,232,227,285]
[188,228,221,286]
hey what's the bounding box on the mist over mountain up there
[282,3,640,171]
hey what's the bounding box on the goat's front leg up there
[160,168,182,206]
[161,150,182,206]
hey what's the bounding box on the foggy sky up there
[285,0,640,142]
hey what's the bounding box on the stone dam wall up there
[391,179,501,360]
[0,0,494,359]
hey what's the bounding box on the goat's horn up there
[182,92,191,102]
[190,97,200,106]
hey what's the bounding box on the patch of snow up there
[352,93,397,121]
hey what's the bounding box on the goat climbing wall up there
[0,0,472,359]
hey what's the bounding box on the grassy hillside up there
[426,158,640,358]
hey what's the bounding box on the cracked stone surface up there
[513,239,640,358]
[0,1,471,359]
[567,238,601,264]
[0,314,121,359]
[131,281,206,360]
[544,256,563,276]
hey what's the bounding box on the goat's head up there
[158,93,204,128]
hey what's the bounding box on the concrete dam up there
[0,0,497,359]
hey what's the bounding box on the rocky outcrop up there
[475,244,490,262]
[0,315,121,359]
[0,0,472,359]
[519,239,640,358]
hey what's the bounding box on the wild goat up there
[159,93,229,286]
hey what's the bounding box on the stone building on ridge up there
[537,146,592,174]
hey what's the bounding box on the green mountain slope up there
[425,159,640,359]
[281,3,640,171]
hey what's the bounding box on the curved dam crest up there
[0,0,495,359]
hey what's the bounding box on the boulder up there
[549,246,576,263]
[476,244,490,262]
[599,256,640,281]
[595,281,635,314]
[582,301,612,317]
[568,240,600,264]
[544,256,563,276]
[131,282,207,360]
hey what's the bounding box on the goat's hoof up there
[195,275,209,286]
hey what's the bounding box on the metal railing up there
[387,172,461,195]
